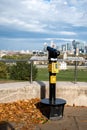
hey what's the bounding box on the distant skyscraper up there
[85,46,87,54]
[72,40,76,49]
[56,46,60,51]
[72,40,80,55]
[62,44,66,52]
[66,43,71,51]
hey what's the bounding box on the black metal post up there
[49,83,56,104]
[74,60,77,83]
[73,40,79,84]
[41,46,66,120]
[30,61,33,83]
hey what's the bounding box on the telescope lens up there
[47,46,60,59]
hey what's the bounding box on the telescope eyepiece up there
[47,46,60,59]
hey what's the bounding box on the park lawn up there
[56,69,74,81]
[36,68,87,82]
[0,68,87,83]
[36,68,49,81]
[77,69,87,82]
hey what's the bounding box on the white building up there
[59,61,67,70]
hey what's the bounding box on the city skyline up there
[0,0,87,51]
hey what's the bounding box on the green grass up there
[56,69,74,81]
[36,68,87,82]
[77,69,87,82]
[0,68,87,83]
[36,68,49,81]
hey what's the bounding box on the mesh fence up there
[36,62,87,83]
[0,59,87,83]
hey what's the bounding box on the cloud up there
[0,0,87,50]
[0,0,87,31]
[58,31,76,36]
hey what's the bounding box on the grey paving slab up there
[39,116,78,130]
[76,116,87,130]
[36,107,87,130]
[64,107,87,117]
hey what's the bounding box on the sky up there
[0,0,87,51]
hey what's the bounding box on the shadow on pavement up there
[0,121,15,130]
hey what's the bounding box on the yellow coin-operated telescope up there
[41,46,66,120]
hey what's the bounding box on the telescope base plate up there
[41,98,66,120]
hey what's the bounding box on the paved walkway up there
[0,82,87,129]
[36,106,87,130]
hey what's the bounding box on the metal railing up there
[0,58,87,83]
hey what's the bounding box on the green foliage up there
[2,54,32,60]
[9,62,37,81]
[0,62,7,78]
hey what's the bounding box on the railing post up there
[74,60,77,83]
[30,60,33,83]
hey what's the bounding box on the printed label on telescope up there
[50,76,56,83]
[52,62,59,73]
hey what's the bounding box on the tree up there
[0,62,7,78]
[9,62,37,81]
[2,54,32,60]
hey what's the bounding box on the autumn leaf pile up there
[0,98,48,130]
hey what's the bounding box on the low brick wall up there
[0,81,87,106]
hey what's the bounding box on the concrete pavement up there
[36,106,87,130]
[0,81,87,130]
